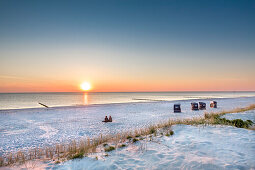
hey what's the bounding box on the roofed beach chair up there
[199,102,206,110]
[191,102,199,110]
[174,104,181,113]
[210,101,217,108]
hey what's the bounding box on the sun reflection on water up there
[83,93,89,105]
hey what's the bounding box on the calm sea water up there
[0,92,255,110]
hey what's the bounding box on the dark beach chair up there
[174,104,181,113]
[210,101,217,108]
[191,102,199,110]
[199,102,206,110]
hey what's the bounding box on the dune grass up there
[1,104,254,167]
[69,152,84,159]
[119,144,126,148]
[132,138,139,143]
[203,104,255,128]
[104,146,115,152]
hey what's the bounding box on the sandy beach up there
[1,96,255,169]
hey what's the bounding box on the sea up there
[1,91,255,110]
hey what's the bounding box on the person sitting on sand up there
[109,115,112,122]
[104,116,109,122]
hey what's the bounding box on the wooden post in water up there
[38,102,49,108]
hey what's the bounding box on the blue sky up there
[0,0,255,92]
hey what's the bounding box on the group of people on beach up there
[103,115,112,122]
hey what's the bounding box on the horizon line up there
[1,90,255,94]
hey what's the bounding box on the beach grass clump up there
[104,146,115,152]
[232,119,253,128]
[126,136,132,140]
[213,115,253,128]
[55,161,60,164]
[119,144,126,148]
[149,127,156,134]
[132,138,139,143]
[165,130,174,136]
[68,152,84,160]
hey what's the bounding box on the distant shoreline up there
[1,96,255,111]
[1,91,255,94]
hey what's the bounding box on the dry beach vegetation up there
[0,104,254,167]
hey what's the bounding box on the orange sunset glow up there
[0,0,255,93]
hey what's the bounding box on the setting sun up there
[80,82,91,91]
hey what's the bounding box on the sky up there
[0,0,255,92]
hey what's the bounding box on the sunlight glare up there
[80,82,91,91]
